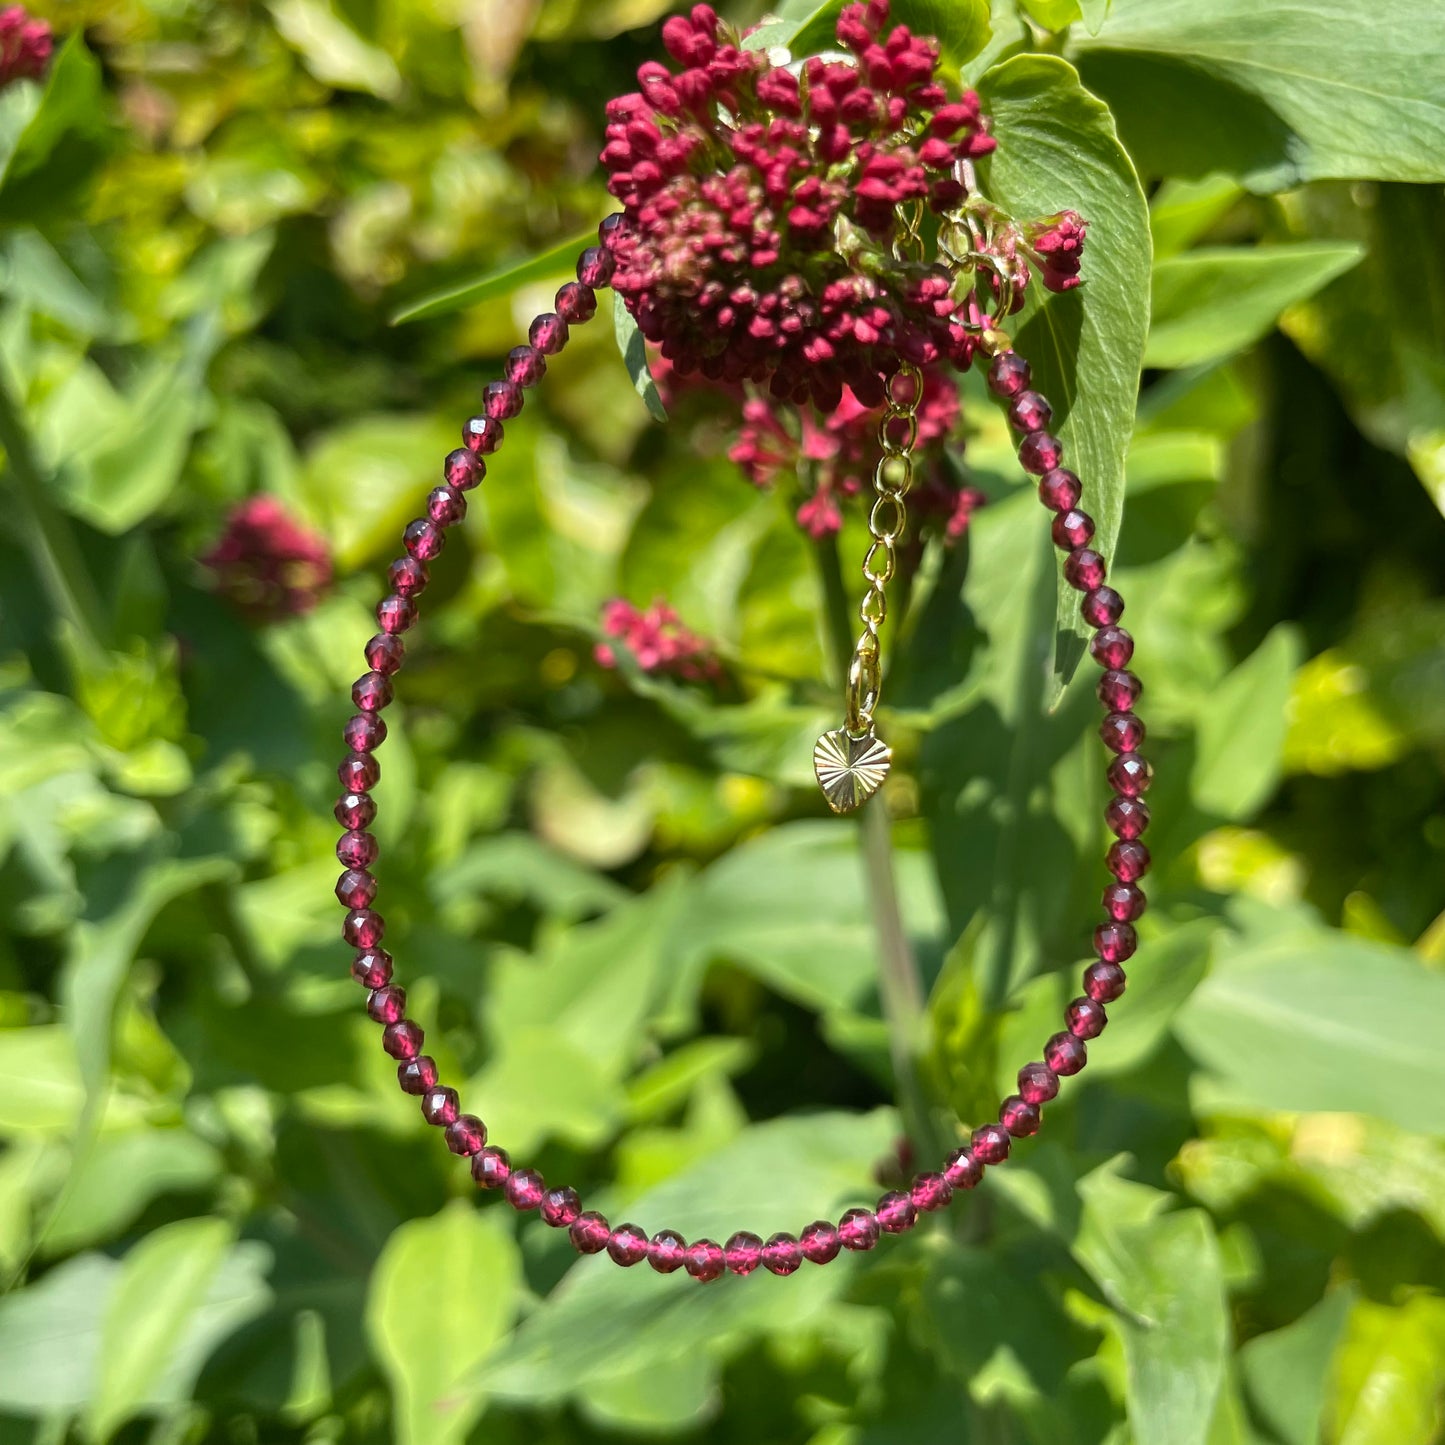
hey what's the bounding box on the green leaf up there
[1074,0,1445,188]
[787,0,992,72]
[266,0,401,99]
[1149,175,1244,260]
[1175,928,1445,1134]
[391,228,596,324]
[979,55,1151,695]
[613,292,667,423]
[0,1254,117,1411]
[1191,624,1303,819]
[1330,1296,1445,1445]
[1239,1287,1356,1445]
[0,1026,85,1137]
[0,37,107,210]
[1147,243,1364,370]
[366,1203,521,1445]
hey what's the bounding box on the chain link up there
[843,202,925,736]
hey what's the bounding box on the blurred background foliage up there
[1,0,1444,1443]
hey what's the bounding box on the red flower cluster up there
[595,598,722,682]
[0,4,51,86]
[202,496,333,622]
[600,1,996,410]
[1029,210,1088,293]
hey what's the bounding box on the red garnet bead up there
[570,1212,610,1254]
[377,595,417,635]
[971,1123,1011,1164]
[505,1168,546,1211]
[1008,390,1052,433]
[1102,881,1147,922]
[1108,753,1153,796]
[838,1207,880,1251]
[647,1230,687,1273]
[426,486,466,527]
[352,671,393,711]
[800,1220,841,1264]
[1018,1061,1059,1104]
[1038,467,1081,512]
[343,715,386,754]
[1100,712,1146,754]
[1000,1095,1041,1137]
[382,1021,423,1060]
[685,1239,726,1282]
[335,791,375,829]
[421,1086,459,1126]
[1081,586,1124,627]
[336,869,376,909]
[367,985,405,1024]
[1098,668,1142,712]
[1108,839,1151,882]
[343,909,384,948]
[607,1224,649,1267]
[1045,1031,1087,1076]
[403,519,445,561]
[338,752,379,792]
[1019,431,1064,475]
[1085,960,1128,1002]
[398,1056,438,1094]
[910,1172,953,1212]
[386,558,427,601]
[463,415,503,454]
[876,1191,917,1234]
[445,1115,487,1155]
[1105,796,1151,840]
[471,1146,511,1188]
[506,345,547,388]
[337,830,378,869]
[1091,626,1135,670]
[1052,509,1096,551]
[529,313,569,354]
[577,245,615,288]
[541,1186,581,1226]
[484,380,523,421]
[724,1231,765,1275]
[555,281,596,323]
[1064,547,1106,591]
[763,1232,803,1275]
[987,351,1031,398]
[366,633,406,675]
[1066,997,1108,1040]
[444,447,484,490]
[351,948,391,987]
[943,1147,983,1190]
[1095,922,1138,964]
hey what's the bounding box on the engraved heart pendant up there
[813,728,892,814]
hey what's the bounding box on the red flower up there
[1028,210,1088,292]
[595,598,722,682]
[0,5,51,86]
[202,496,333,622]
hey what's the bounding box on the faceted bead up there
[383,1020,424,1060]
[1095,921,1138,964]
[530,312,569,355]
[1019,431,1064,475]
[444,447,484,491]
[1098,668,1142,712]
[1064,547,1106,591]
[987,351,1031,398]
[427,486,466,528]
[421,1086,459,1127]
[343,714,386,754]
[724,1231,764,1275]
[799,1220,841,1264]
[910,1172,953,1212]
[763,1232,803,1275]
[505,1168,546,1211]
[367,984,406,1025]
[1105,797,1150,842]
[1038,467,1081,512]
[1107,753,1153,797]
[351,948,392,988]
[1102,881,1147,922]
[541,1186,581,1226]
[366,633,406,676]
[1091,626,1135,670]
[1085,959,1128,1002]
[484,380,523,421]
[876,1190,917,1234]
[685,1239,725,1282]
[353,671,394,711]
[337,829,378,870]
[1100,712,1146,754]
[471,1145,511,1188]
[1000,1095,1041,1137]
[1008,390,1052,433]
[343,908,384,948]
[445,1115,488,1155]
[463,415,503,454]
[1052,509,1096,550]
[403,518,445,561]
[971,1123,1011,1164]
[837,1207,879,1251]
[398,1055,438,1094]
[388,557,428,599]
[1018,1061,1059,1105]
[338,752,379,791]
[1107,839,1151,882]
[376,595,417,635]
[577,245,615,287]
[1066,996,1108,1039]
[336,868,376,909]
[1045,1031,1087,1076]
[1081,587,1124,628]
[607,1223,649,1267]
[506,345,547,388]
[647,1230,687,1273]
[571,1212,611,1254]
[555,281,597,323]
[335,791,375,829]
[943,1147,983,1190]
[598,212,630,245]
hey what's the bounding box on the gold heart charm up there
[813,728,892,814]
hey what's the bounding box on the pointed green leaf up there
[613,292,667,422]
[1240,1288,1356,1445]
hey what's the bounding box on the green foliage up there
[0,2,1443,1445]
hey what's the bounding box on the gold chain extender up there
[813,202,925,814]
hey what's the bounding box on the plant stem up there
[812,535,942,1160]
[0,369,110,664]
